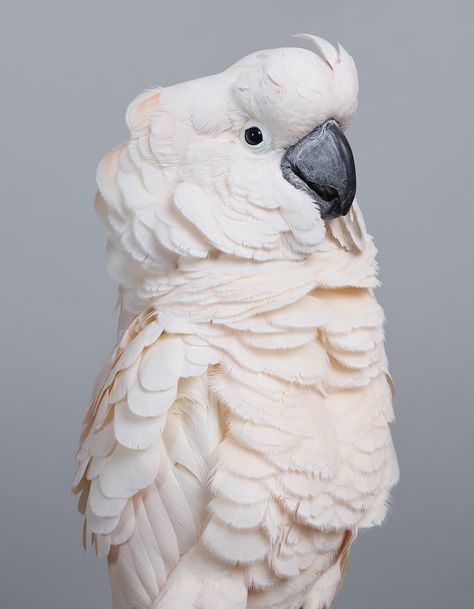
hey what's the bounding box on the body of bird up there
[73,35,398,609]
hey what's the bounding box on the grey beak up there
[281,120,356,219]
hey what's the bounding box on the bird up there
[73,34,399,609]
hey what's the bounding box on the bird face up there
[110,36,359,264]
[229,40,358,224]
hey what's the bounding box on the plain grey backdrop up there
[1,1,473,608]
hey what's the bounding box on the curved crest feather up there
[293,33,341,69]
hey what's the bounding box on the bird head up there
[97,35,359,273]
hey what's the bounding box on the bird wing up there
[73,309,222,609]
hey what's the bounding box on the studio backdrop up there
[1,1,472,609]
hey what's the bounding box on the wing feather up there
[73,309,223,608]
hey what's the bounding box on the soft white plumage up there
[74,35,398,609]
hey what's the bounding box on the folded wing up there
[73,310,222,609]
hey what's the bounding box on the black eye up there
[244,126,263,146]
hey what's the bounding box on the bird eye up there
[245,126,263,146]
[241,120,271,152]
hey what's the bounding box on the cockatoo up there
[73,35,398,609]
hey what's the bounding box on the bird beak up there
[281,120,357,219]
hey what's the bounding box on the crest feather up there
[294,33,340,69]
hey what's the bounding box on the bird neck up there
[148,232,379,326]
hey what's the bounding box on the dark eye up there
[241,121,271,152]
[244,126,263,146]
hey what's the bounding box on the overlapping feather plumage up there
[73,36,398,609]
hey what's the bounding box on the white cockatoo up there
[73,35,398,609]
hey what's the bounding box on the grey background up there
[1,1,473,608]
